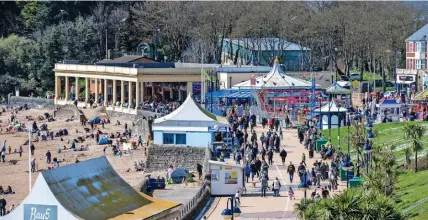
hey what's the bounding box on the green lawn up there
[321,121,428,160]
[396,170,428,219]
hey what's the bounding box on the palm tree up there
[403,147,412,168]
[403,124,425,173]
[293,189,406,220]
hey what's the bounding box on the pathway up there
[206,125,346,220]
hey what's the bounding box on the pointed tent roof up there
[4,157,179,220]
[232,57,321,89]
[326,82,352,94]
[153,93,229,129]
[313,100,347,113]
[406,24,428,42]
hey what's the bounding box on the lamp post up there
[341,154,354,189]
[221,196,242,220]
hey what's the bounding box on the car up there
[349,73,361,81]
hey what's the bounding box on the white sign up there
[396,75,415,84]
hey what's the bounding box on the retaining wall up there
[145,146,209,174]
[54,104,82,119]
[8,96,54,109]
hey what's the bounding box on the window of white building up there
[410,43,414,52]
[410,59,414,69]
[417,42,422,52]
[416,59,425,70]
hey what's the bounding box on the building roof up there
[313,100,348,113]
[96,55,159,64]
[153,93,229,128]
[378,99,402,108]
[406,24,428,42]
[223,38,309,51]
[4,157,179,220]
[326,82,352,94]
[208,160,244,169]
[232,58,321,89]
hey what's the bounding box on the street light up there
[363,142,373,174]
[341,154,354,188]
[221,197,241,219]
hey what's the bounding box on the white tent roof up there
[326,83,352,94]
[232,58,321,89]
[313,100,348,113]
[153,93,229,128]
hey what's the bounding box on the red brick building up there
[405,24,428,70]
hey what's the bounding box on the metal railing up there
[179,182,208,219]
[403,197,428,214]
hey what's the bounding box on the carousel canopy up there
[413,90,428,100]
[232,57,321,89]
[326,82,352,95]
[313,100,348,113]
[378,99,401,108]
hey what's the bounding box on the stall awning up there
[227,91,253,98]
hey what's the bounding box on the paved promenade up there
[206,125,346,220]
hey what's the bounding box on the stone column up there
[135,81,140,110]
[54,76,59,103]
[75,77,79,101]
[104,79,108,106]
[170,86,174,100]
[57,76,62,100]
[121,80,125,110]
[178,84,183,101]
[95,79,99,103]
[140,82,145,103]
[128,81,133,110]
[85,78,89,106]
[65,76,69,102]
[161,86,165,100]
[187,81,193,96]
[112,80,117,109]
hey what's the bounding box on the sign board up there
[396,75,415,84]
[24,204,58,220]
[208,126,227,132]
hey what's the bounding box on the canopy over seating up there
[313,100,348,113]
[326,82,352,95]
[378,99,402,108]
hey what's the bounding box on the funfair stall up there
[232,57,322,120]
[377,100,402,123]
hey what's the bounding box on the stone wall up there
[146,146,209,173]
[8,96,54,109]
[54,104,82,119]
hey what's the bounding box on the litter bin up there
[316,137,328,153]
[349,176,363,188]
[340,167,354,181]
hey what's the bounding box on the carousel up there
[232,57,323,119]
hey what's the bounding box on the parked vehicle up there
[349,73,361,81]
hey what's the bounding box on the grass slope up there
[396,170,428,220]
[321,121,428,160]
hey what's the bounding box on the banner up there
[24,204,58,220]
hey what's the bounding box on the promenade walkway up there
[205,125,346,220]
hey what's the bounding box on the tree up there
[403,124,425,173]
[294,189,407,220]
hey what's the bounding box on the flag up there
[204,71,212,81]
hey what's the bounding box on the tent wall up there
[3,176,78,220]
[154,131,213,148]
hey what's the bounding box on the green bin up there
[349,177,363,188]
[316,137,328,153]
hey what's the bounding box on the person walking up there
[138,135,143,147]
[244,163,251,183]
[30,143,35,156]
[288,187,295,200]
[46,150,51,164]
[196,163,203,180]
[301,153,306,166]
[287,161,296,183]
[279,149,287,165]
[0,197,6,216]
[272,177,281,197]
[18,146,22,157]
[260,175,268,197]
[267,150,273,165]
[1,151,5,163]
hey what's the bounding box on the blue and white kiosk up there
[313,100,348,130]
[152,93,230,148]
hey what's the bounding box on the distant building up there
[405,24,428,70]
[221,38,309,71]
